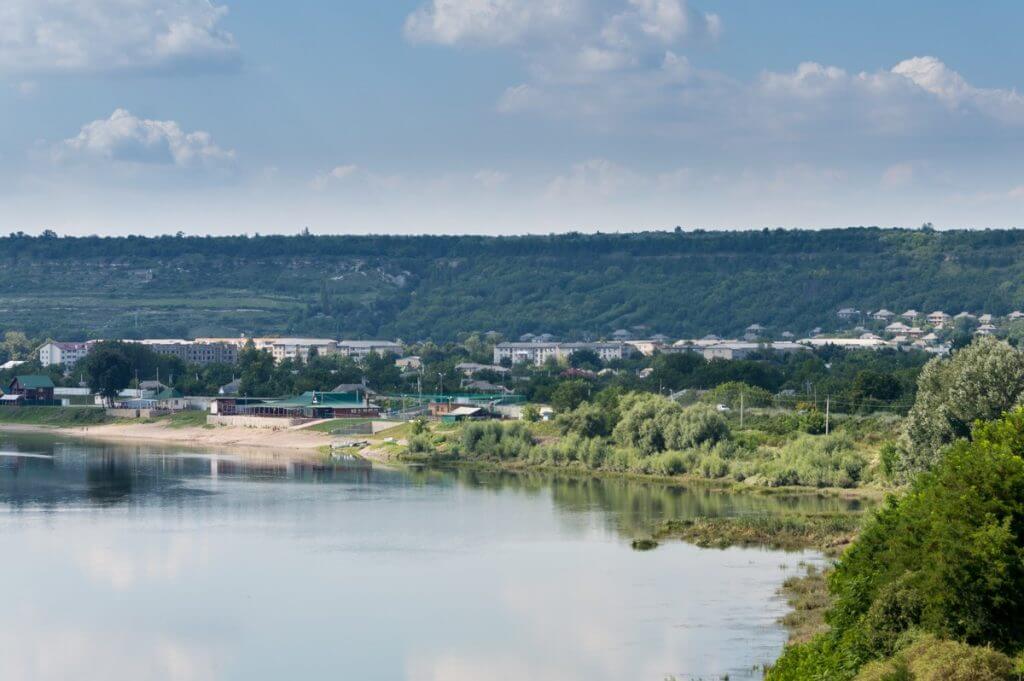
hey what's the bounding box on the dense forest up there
[6,227,1024,341]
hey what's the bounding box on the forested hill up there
[3,227,1024,341]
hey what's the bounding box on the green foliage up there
[612,394,730,456]
[854,634,1013,681]
[457,421,535,460]
[801,408,827,434]
[850,370,903,403]
[550,380,590,413]
[771,409,1024,678]
[0,406,110,426]
[878,441,902,480]
[706,381,773,409]
[756,434,867,488]
[556,401,617,439]
[410,417,428,435]
[9,229,1024,344]
[2,331,33,361]
[904,336,1024,474]
[407,433,435,454]
[78,343,132,404]
[522,404,541,422]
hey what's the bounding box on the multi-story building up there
[37,341,95,368]
[336,340,404,359]
[127,339,240,365]
[493,342,634,366]
[263,338,339,363]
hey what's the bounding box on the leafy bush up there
[801,408,827,435]
[459,421,535,460]
[557,401,616,438]
[904,336,1024,474]
[769,409,1024,679]
[407,433,435,454]
[705,381,774,409]
[758,434,866,488]
[854,634,1013,681]
[613,394,730,456]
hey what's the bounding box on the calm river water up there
[0,433,862,681]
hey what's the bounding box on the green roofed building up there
[213,391,381,419]
[7,375,57,405]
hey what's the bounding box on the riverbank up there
[0,419,336,452]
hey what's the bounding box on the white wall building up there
[337,340,404,359]
[38,341,94,368]
[493,342,634,366]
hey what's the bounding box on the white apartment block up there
[493,342,634,366]
[38,341,94,368]
[262,338,339,363]
[336,340,404,359]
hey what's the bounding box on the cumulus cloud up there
[55,109,234,167]
[0,0,238,74]
[892,56,1024,123]
[404,0,583,45]
[406,0,719,87]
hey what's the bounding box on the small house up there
[8,375,56,404]
[155,388,188,411]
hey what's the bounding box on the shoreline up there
[0,421,334,455]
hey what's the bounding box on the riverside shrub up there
[768,409,1024,679]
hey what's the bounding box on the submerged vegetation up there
[654,513,862,555]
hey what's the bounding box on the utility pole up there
[825,395,830,435]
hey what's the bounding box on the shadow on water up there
[408,466,869,540]
[0,432,869,544]
[0,433,387,510]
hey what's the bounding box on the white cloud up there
[892,56,1024,124]
[55,109,234,167]
[0,0,238,74]
[311,164,360,190]
[406,0,718,89]
[404,0,582,46]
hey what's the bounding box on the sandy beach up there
[0,421,334,452]
[0,420,405,466]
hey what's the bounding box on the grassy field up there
[160,411,210,428]
[306,418,373,433]
[0,406,111,427]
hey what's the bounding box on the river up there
[0,433,862,681]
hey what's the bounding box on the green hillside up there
[4,227,1024,341]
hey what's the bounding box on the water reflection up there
[0,432,850,681]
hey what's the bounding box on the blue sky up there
[3,0,1024,235]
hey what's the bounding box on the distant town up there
[0,304,1001,430]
